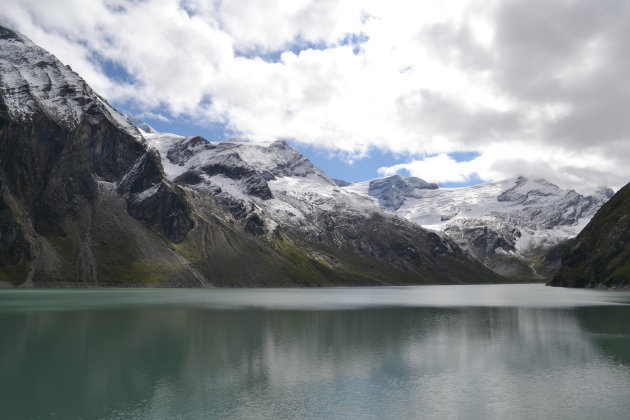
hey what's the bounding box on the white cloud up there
[379,154,480,184]
[380,141,620,194]
[1,0,629,192]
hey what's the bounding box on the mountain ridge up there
[549,182,630,288]
[0,22,504,287]
[345,174,612,279]
[141,129,504,285]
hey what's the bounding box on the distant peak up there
[271,139,289,147]
[377,174,439,190]
[514,175,530,185]
[368,175,438,210]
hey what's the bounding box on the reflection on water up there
[0,285,629,419]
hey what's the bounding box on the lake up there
[1,284,629,419]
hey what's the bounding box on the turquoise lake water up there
[1,284,629,419]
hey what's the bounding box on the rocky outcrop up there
[117,150,194,243]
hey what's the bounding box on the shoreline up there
[9,280,630,291]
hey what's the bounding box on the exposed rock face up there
[345,175,612,280]
[549,182,630,288]
[0,22,504,287]
[117,150,195,243]
[0,23,197,285]
[0,179,31,267]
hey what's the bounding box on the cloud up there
[1,0,629,192]
[380,141,619,194]
[379,154,480,184]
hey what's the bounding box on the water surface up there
[1,284,629,419]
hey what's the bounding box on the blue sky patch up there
[448,151,481,162]
[94,54,135,84]
[235,38,330,63]
[235,32,369,63]
[287,142,409,183]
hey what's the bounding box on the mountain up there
[141,130,505,285]
[549,182,630,288]
[0,23,502,286]
[0,23,203,285]
[345,175,612,279]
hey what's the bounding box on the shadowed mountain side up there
[549,182,630,288]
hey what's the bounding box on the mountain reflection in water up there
[1,285,629,419]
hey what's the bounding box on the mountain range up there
[345,175,612,279]
[0,22,626,288]
[0,23,503,287]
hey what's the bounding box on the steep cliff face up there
[549,182,630,288]
[0,23,197,285]
[0,22,504,287]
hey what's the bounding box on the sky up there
[1,0,629,192]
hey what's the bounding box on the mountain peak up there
[384,174,439,188]
[0,22,138,137]
[143,132,335,190]
[367,175,439,211]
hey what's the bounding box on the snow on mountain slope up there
[142,130,381,234]
[144,131,331,181]
[0,23,138,137]
[0,22,505,286]
[142,121,610,279]
[359,175,439,211]
[139,129,506,284]
[144,123,610,272]
[346,175,613,259]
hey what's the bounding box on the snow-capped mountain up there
[140,128,499,285]
[345,175,613,278]
[0,24,138,137]
[364,175,439,211]
[0,23,203,285]
[133,127,508,284]
[143,130,379,236]
[0,22,503,286]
